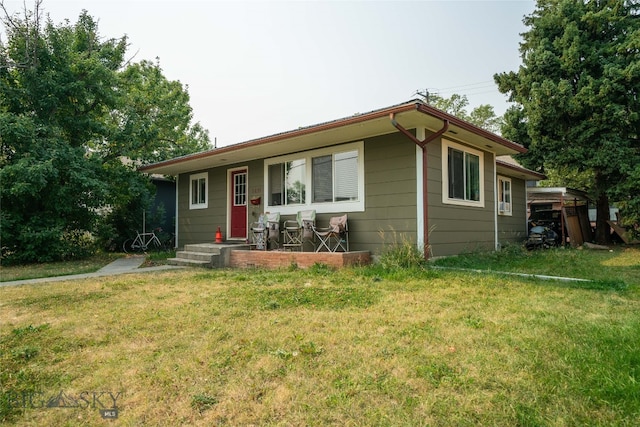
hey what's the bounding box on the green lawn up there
[433,245,640,286]
[0,248,638,425]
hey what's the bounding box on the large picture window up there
[267,159,306,206]
[312,150,358,203]
[189,172,208,209]
[265,142,364,214]
[441,140,485,207]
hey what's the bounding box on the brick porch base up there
[229,250,371,269]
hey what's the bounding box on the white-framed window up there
[441,139,485,207]
[498,176,512,216]
[189,172,208,209]
[233,170,247,207]
[264,141,364,214]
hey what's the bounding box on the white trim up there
[226,166,249,240]
[263,141,365,215]
[493,154,498,250]
[416,127,425,251]
[175,175,179,248]
[189,172,208,210]
[497,175,513,216]
[441,139,485,208]
[524,181,529,235]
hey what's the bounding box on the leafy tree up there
[495,0,640,243]
[102,59,211,165]
[424,93,503,133]
[1,5,210,263]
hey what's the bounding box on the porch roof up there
[140,100,527,176]
[527,187,591,203]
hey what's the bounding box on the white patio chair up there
[282,210,316,251]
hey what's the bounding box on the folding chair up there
[250,212,280,250]
[313,214,349,252]
[282,210,316,251]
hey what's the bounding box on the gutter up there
[390,109,449,259]
[139,102,420,173]
[415,103,526,153]
[140,100,525,175]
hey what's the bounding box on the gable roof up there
[140,100,527,176]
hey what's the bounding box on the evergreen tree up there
[495,0,640,243]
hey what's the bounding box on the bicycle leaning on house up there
[122,229,162,253]
[122,210,173,253]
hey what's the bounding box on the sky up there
[2,0,537,147]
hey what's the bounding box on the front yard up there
[1,247,638,425]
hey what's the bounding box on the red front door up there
[230,169,247,239]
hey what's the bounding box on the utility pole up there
[415,89,430,104]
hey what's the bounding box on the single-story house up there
[140,100,544,258]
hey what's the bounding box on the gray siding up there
[497,177,528,246]
[177,159,263,247]
[246,159,265,235]
[277,133,418,256]
[427,139,496,257]
[177,167,225,246]
[359,133,417,254]
[175,130,517,258]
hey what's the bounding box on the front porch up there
[168,243,371,269]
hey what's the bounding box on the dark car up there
[527,208,562,247]
[528,208,561,232]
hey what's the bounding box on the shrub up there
[377,228,426,269]
[0,226,97,265]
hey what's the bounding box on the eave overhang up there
[140,100,527,176]
[496,159,546,181]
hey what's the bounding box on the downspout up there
[175,175,179,249]
[493,155,498,250]
[389,113,449,259]
[560,195,566,246]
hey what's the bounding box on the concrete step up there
[183,243,223,254]
[175,251,217,262]
[173,243,251,268]
[167,257,212,267]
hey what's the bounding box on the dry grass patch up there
[1,261,639,425]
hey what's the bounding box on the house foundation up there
[229,249,371,269]
[168,243,371,269]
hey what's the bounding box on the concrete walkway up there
[0,256,183,288]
